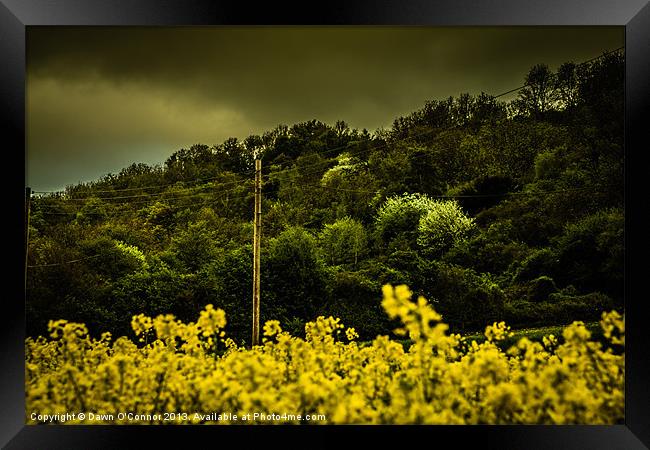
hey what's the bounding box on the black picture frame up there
[1,1,648,448]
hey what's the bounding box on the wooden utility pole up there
[252,159,262,346]
[25,187,32,290]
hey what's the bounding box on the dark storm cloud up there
[26,26,623,191]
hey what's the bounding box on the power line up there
[33,180,253,206]
[36,185,215,202]
[37,177,614,215]
[34,181,616,219]
[290,182,379,194]
[35,189,254,217]
[294,181,616,198]
[27,254,102,268]
[32,170,256,196]
[492,46,624,99]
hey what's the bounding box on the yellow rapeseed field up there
[26,285,624,424]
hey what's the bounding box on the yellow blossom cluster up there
[25,285,624,425]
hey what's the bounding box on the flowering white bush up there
[416,200,475,254]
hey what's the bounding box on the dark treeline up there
[27,51,624,343]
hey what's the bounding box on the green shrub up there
[427,262,506,332]
[553,209,624,301]
[512,247,558,282]
[504,291,614,328]
[527,276,558,302]
[445,221,529,275]
[323,270,390,340]
[263,226,330,324]
[448,175,517,215]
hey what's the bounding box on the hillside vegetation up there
[27,51,624,344]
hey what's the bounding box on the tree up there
[81,236,147,280]
[167,220,218,272]
[471,92,507,127]
[164,144,218,181]
[318,152,378,222]
[244,134,264,160]
[474,121,570,183]
[514,64,555,119]
[452,92,475,127]
[406,146,446,196]
[427,262,505,332]
[263,227,329,324]
[554,62,578,110]
[426,129,473,186]
[416,200,476,256]
[574,50,624,145]
[334,120,350,138]
[74,197,110,225]
[214,137,254,174]
[554,209,624,301]
[199,245,253,341]
[319,217,367,267]
[322,269,389,340]
[368,142,413,197]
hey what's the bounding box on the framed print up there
[1,0,648,448]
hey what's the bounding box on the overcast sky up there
[26,26,623,192]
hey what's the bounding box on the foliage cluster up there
[27,51,624,342]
